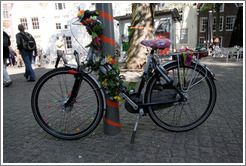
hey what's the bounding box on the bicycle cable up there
[70,17,89,54]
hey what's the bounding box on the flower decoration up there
[173,47,208,65]
[78,11,128,102]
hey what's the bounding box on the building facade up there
[197,3,242,48]
[2,2,95,60]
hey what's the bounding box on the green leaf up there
[128,82,137,91]
[92,32,98,39]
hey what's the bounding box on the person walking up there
[16,47,23,67]
[3,31,12,87]
[36,45,43,67]
[16,24,37,82]
[55,36,67,68]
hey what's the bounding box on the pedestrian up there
[55,36,67,68]
[9,46,17,66]
[16,47,23,67]
[37,45,43,67]
[16,24,37,82]
[3,31,12,87]
[32,52,37,66]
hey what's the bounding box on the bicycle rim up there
[31,67,104,139]
[146,63,216,131]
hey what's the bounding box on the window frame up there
[200,17,208,32]
[56,23,61,30]
[3,4,9,19]
[199,37,206,48]
[226,16,236,31]
[55,3,66,10]
[20,18,28,30]
[31,17,40,30]
[213,16,224,32]
[65,36,72,49]
[213,3,224,12]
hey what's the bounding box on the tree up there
[125,3,155,69]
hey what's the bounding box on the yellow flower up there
[114,96,124,102]
[102,79,108,87]
[107,55,113,64]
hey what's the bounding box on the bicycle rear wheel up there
[31,67,104,139]
[145,62,216,131]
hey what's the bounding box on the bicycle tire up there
[31,67,104,139]
[144,62,216,132]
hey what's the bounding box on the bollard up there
[103,98,121,135]
[96,3,121,135]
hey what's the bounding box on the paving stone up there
[2,57,243,163]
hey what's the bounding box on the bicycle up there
[31,10,217,142]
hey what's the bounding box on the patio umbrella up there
[208,10,213,44]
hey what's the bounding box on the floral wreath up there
[173,47,208,65]
[78,11,133,102]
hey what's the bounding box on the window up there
[55,3,66,10]
[56,23,61,30]
[33,35,41,39]
[219,4,224,12]
[180,29,188,44]
[23,3,32,8]
[64,25,68,29]
[32,17,40,29]
[199,37,206,48]
[213,3,224,12]
[235,3,243,7]
[226,16,236,31]
[200,18,208,32]
[3,4,9,19]
[213,16,223,31]
[20,18,28,30]
[66,36,72,48]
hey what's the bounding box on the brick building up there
[197,3,243,48]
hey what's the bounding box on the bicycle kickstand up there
[130,108,144,144]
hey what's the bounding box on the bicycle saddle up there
[141,39,171,50]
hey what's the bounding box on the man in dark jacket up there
[16,24,37,82]
[3,31,12,87]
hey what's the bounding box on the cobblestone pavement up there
[2,57,244,164]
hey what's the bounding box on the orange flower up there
[111,58,116,65]
[79,10,85,15]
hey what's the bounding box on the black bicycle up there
[31,10,216,141]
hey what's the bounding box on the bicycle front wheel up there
[31,67,104,139]
[145,62,216,132]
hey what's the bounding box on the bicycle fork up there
[63,73,83,110]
